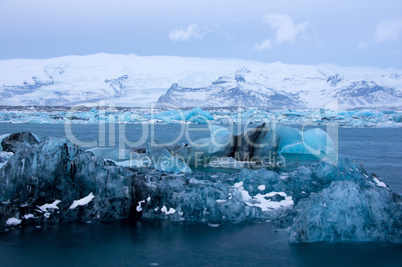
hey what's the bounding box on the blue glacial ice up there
[289,180,402,243]
[146,140,192,173]
[152,107,214,124]
[277,126,335,156]
[0,130,401,244]
[1,106,401,127]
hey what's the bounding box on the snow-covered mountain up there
[1,53,401,108]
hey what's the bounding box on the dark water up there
[1,221,401,267]
[0,123,401,266]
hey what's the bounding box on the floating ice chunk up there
[153,107,214,124]
[216,199,227,203]
[37,200,61,212]
[207,223,220,227]
[6,217,21,226]
[69,193,94,209]
[147,140,192,173]
[257,185,266,191]
[161,205,176,215]
[373,177,386,188]
[278,126,335,155]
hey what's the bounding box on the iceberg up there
[0,107,401,127]
[0,131,401,244]
[0,137,137,229]
[277,126,335,156]
[152,107,214,124]
[289,180,402,243]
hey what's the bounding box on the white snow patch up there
[373,177,387,188]
[147,196,151,202]
[257,185,266,191]
[37,200,61,212]
[6,217,21,226]
[235,182,293,211]
[136,200,146,212]
[216,199,227,203]
[69,192,94,209]
[23,214,35,219]
[161,205,176,215]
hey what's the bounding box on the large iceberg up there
[0,130,401,244]
[0,136,138,231]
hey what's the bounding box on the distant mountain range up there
[1,53,401,109]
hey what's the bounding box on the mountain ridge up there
[0,53,401,108]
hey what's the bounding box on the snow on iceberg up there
[37,200,61,212]
[0,131,401,244]
[6,217,22,226]
[69,193,95,209]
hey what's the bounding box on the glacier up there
[0,129,401,243]
[1,54,402,108]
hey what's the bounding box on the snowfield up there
[0,53,401,109]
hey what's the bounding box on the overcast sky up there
[1,0,402,68]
